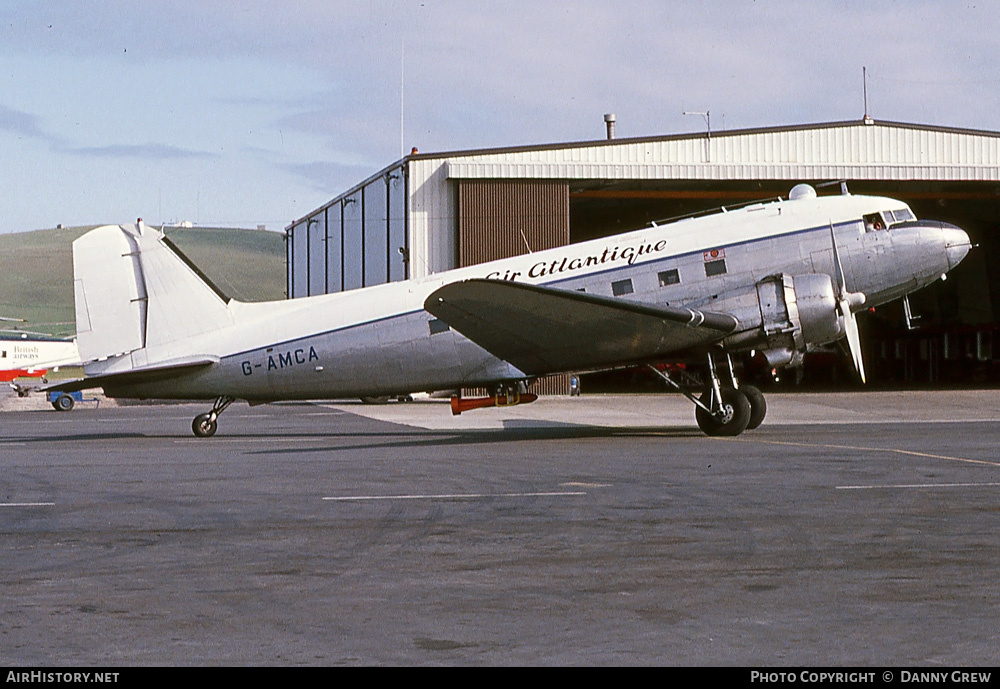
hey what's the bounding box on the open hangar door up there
[567,179,1000,390]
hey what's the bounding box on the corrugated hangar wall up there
[457,179,571,395]
[457,180,569,263]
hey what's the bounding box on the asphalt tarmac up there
[2,391,999,666]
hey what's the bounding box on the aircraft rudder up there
[72,224,146,362]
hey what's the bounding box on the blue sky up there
[2,1,998,233]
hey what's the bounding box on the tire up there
[741,384,767,430]
[359,396,391,405]
[192,413,218,438]
[53,394,75,412]
[695,387,751,437]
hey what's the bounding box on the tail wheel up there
[192,413,218,438]
[695,387,751,437]
[741,384,767,430]
[191,396,234,437]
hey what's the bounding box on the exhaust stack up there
[604,113,616,140]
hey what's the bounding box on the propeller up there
[830,222,867,383]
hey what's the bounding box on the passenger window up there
[704,259,727,277]
[658,269,680,286]
[611,279,634,296]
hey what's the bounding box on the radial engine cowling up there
[755,273,845,368]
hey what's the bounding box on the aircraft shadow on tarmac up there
[242,425,705,457]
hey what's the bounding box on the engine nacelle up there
[754,273,844,368]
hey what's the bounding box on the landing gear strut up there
[192,396,235,438]
[646,350,766,437]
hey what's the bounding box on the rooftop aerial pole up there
[399,36,406,158]
[863,66,873,124]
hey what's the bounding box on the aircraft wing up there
[424,279,738,375]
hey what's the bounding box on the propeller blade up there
[841,299,866,384]
[830,221,848,293]
[831,221,867,383]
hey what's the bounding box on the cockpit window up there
[864,208,915,232]
[863,213,886,232]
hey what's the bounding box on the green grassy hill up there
[0,225,286,338]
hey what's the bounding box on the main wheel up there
[359,395,391,405]
[741,384,767,430]
[695,387,751,437]
[192,413,218,438]
[53,394,75,412]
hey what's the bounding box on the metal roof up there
[409,118,999,158]
[431,119,1000,182]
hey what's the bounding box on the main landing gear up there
[192,396,235,438]
[646,350,766,437]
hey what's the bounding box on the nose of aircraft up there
[942,224,972,271]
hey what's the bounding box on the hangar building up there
[286,118,1000,389]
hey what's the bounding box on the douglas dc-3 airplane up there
[47,183,971,437]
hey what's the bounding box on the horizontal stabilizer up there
[425,279,737,375]
[42,355,219,394]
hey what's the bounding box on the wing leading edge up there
[424,279,738,376]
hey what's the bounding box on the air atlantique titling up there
[484,238,670,282]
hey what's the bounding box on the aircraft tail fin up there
[73,222,234,365]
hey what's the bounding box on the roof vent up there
[788,184,817,201]
[604,113,616,140]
